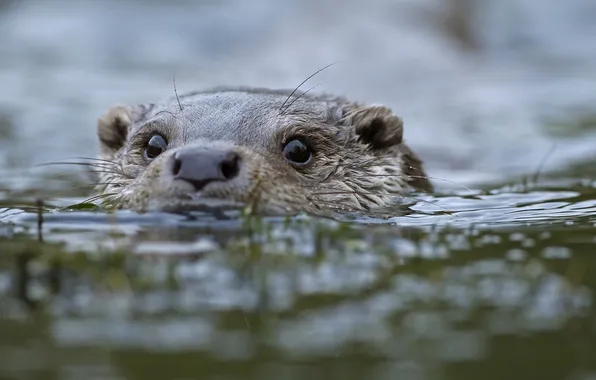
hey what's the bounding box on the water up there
[1,0,596,379]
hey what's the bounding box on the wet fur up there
[95,86,433,216]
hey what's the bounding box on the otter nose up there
[171,149,241,191]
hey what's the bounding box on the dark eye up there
[144,135,168,159]
[282,138,312,166]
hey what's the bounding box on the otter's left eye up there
[145,135,168,159]
[282,139,312,166]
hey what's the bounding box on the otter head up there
[95,87,432,216]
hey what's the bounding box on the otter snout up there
[171,148,241,191]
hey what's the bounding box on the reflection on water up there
[2,184,596,379]
[1,205,595,379]
[1,0,596,379]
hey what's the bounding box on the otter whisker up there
[95,185,128,192]
[310,189,454,214]
[27,172,129,187]
[410,175,473,192]
[89,171,131,178]
[68,156,119,165]
[45,156,120,165]
[155,110,178,119]
[173,72,183,112]
[366,173,475,192]
[91,180,129,186]
[279,62,337,115]
[81,192,119,205]
[280,81,328,116]
[64,182,129,191]
[36,161,116,170]
[403,165,428,174]
[172,72,190,143]
[36,161,133,179]
[48,168,131,181]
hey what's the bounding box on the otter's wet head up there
[94,87,433,216]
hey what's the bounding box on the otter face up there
[95,87,432,216]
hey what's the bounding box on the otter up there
[94,86,433,216]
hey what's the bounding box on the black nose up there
[171,148,241,191]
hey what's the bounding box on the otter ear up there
[97,105,135,157]
[342,105,403,150]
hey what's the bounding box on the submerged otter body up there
[95,87,432,216]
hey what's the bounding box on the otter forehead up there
[136,88,337,148]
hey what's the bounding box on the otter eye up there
[145,135,168,159]
[282,139,312,166]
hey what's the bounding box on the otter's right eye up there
[145,135,168,159]
[282,138,312,166]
